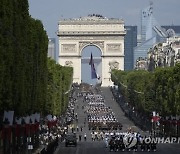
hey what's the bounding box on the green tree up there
[111,63,180,117]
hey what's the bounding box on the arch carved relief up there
[61,44,76,53]
[109,60,119,70]
[65,61,73,67]
[79,41,104,54]
[107,44,121,52]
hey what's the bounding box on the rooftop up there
[59,15,124,25]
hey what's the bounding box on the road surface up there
[54,87,180,154]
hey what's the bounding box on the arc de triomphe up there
[57,15,126,86]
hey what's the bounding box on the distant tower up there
[48,38,56,61]
[141,2,153,42]
[134,2,180,69]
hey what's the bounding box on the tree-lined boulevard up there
[0,0,180,154]
[0,0,72,153]
[54,86,180,154]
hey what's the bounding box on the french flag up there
[89,53,97,79]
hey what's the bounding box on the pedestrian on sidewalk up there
[84,133,87,141]
[75,113,78,118]
[79,134,82,141]
[84,121,86,127]
[91,131,95,141]
[72,127,74,133]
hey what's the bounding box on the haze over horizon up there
[29,0,180,85]
[29,0,180,38]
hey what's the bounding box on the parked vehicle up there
[65,133,77,147]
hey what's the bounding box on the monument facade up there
[57,15,126,86]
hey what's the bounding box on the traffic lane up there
[74,96,92,141]
[55,141,107,154]
[101,87,143,132]
[55,88,180,154]
[55,141,77,154]
[157,143,180,154]
[55,140,180,154]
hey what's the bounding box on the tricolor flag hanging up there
[89,53,97,79]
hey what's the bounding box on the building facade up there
[48,38,56,60]
[162,26,180,36]
[135,36,180,70]
[124,26,137,70]
[57,15,126,86]
[133,3,180,68]
[141,3,153,42]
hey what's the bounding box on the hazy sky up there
[29,0,180,38]
[29,0,180,85]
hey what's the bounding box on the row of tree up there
[0,0,73,117]
[111,63,180,117]
[47,58,73,116]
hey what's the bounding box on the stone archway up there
[57,15,126,86]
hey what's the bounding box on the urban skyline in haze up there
[29,0,180,39]
[29,0,180,85]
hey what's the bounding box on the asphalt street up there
[54,87,180,154]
